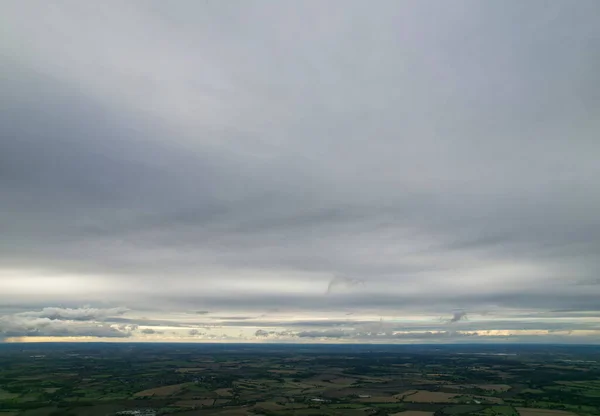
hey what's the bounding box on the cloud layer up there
[0,307,132,340]
[1,1,599,343]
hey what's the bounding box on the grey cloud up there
[117,324,139,332]
[109,317,186,327]
[293,329,475,341]
[576,278,600,286]
[213,316,254,321]
[0,316,131,339]
[255,329,296,338]
[1,1,599,339]
[444,320,599,333]
[297,330,348,338]
[326,276,365,295]
[155,291,600,315]
[17,307,128,321]
[448,310,468,324]
[0,307,133,340]
[389,331,478,340]
[248,317,600,335]
[216,318,362,327]
[140,328,162,335]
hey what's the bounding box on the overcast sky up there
[1,1,599,344]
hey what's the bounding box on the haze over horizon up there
[1,1,599,344]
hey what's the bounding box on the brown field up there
[215,407,262,415]
[176,367,205,373]
[254,401,287,411]
[355,375,393,383]
[404,389,502,404]
[410,378,449,385]
[323,388,384,399]
[271,396,289,403]
[134,382,189,397]
[394,389,419,400]
[357,395,400,403]
[176,399,215,408]
[329,377,356,385]
[447,384,511,392]
[476,384,511,391]
[268,369,298,374]
[307,373,355,384]
[216,388,233,397]
[403,390,460,403]
[517,408,577,416]
[322,388,355,398]
[43,387,60,394]
[308,373,337,381]
[280,380,315,389]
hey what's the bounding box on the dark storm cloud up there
[1,0,599,338]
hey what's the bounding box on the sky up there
[1,1,599,344]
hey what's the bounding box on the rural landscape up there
[3,1,600,416]
[0,343,598,416]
